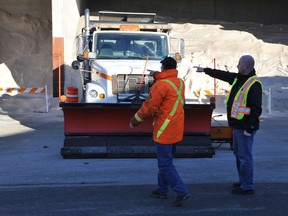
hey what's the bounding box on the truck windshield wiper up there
[97,56,116,59]
[126,56,146,60]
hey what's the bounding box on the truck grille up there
[116,74,154,103]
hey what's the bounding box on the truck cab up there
[72,9,184,104]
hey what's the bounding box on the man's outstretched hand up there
[129,116,140,129]
[193,66,205,72]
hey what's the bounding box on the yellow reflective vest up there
[224,76,263,120]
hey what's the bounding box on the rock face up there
[0,10,52,93]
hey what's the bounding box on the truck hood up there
[91,59,161,74]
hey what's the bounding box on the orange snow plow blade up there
[60,102,215,158]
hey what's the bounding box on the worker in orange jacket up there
[130,56,191,207]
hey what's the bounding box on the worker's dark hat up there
[160,56,177,69]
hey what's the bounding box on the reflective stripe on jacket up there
[134,69,185,144]
[156,79,184,139]
[225,75,263,119]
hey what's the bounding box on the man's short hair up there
[160,56,177,69]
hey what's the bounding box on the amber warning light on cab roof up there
[119,24,140,31]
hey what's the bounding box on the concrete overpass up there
[1,0,286,24]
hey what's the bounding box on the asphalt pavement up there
[0,105,288,216]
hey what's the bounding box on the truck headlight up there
[89,89,98,98]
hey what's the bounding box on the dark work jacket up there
[204,68,262,132]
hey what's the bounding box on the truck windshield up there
[94,32,169,60]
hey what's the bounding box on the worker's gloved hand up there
[193,66,204,72]
[147,70,159,77]
[244,126,254,136]
[147,69,156,75]
[244,130,252,136]
[129,121,136,129]
[129,116,140,129]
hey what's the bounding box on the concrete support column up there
[52,0,80,98]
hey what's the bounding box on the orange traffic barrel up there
[66,86,78,102]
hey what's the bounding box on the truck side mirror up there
[72,60,80,70]
[178,39,185,57]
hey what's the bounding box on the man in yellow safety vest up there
[194,55,263,195]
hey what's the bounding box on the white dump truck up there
[60,9,215,158]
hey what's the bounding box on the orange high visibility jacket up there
[133,69,185,144]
